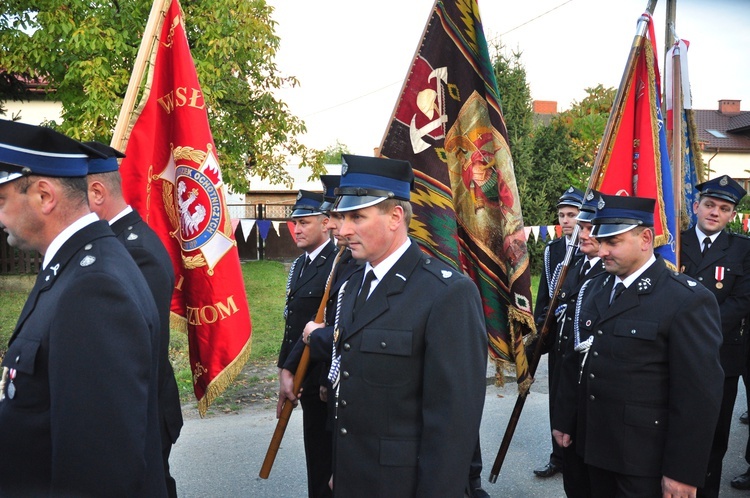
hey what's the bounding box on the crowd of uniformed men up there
[1,118,750,498]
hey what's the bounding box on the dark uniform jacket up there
[555,257,723,486]
[332,241,487,498]
[0,220,166,497]
[534,236,580,325]
[550,257,606,410]
[278,240,336,395]
[111,211,183,452]
[681,229,750,376]
[283,248,361,374]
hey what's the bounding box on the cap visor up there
[332,195,387,213]
[291,208,323,218]
[576,210,596,222]
[591,223,638,238]
[701,192,738,205]
[0,164,25,185]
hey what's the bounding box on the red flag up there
[596,13,677,267]
[379,0,535,389]
[117,0,252,416]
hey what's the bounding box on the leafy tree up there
[323,140,350,165]
[0,0,324,192]
[557,84,617,184]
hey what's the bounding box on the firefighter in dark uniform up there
[277,190,336,498]
[534,186,584,478]
[553,194,724,497]
[326,155,487,497]
[678,175,750,498]
[283,175,360,403]
[552,190,606,498]
[85,141,183,497]
[0,120,166,496]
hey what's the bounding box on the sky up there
[267,0,750,159]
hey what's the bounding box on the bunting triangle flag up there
[378,0,535,389]
[240,219,256,242]
[115,0,252,416]
[286,221,297,243]
[530,226,540,242]
[257,220,272,240]
[271,221,282,238]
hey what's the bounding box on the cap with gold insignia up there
[318,175,341,213]
[84,141,125,174]
[591,194,655,238]
[576,189,603,222]
[557,186,584,209]
[332,154,414,212]
[291,190,325,218]
[0,119,107,185]
[696,175,746,205]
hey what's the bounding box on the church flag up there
[379,0,535,389]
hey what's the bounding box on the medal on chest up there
[7,368,17,399]
[715,266,725,289]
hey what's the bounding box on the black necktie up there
[702,237,712,256]
[580,260,591,277]
[353,270,376,316]
[297,256,311,280]
[610,282,626,305]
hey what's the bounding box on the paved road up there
[171,361,750,497]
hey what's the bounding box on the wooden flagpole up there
[110,0,170,150]
[671,43,683,269]
[489,0,658,482]
[259,249,344,479]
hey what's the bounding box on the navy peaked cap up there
[0,119,107,185]
[84,141,125,174]
[591,194,655,238]
[696,175,746,205]
[332,154,414,212]
[291,190,326,218]
[557,186,584,209]
[319,175,341,212]
[576,190,602,222]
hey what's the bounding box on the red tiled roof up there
[694,109,750,151]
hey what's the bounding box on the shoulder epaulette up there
[668,270,702,290]
[422,257,462,285]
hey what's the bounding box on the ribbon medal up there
[7,368,16,399]
[715,266,725,290]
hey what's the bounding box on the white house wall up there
[705,151,750,180]
[2,99,63,125]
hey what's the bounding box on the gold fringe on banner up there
[197,336,253,417]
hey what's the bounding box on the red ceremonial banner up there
[117,0,252,416]
[596,13,677,266]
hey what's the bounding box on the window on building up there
[706,129,728,138]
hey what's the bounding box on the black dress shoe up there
[732,468,750,490]
[533,462,561,477]
[741,411,748,424]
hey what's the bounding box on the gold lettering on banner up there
[157,87,206,114]
[175,274,185,291]
[192,362,207,384]
[186,296,239,325]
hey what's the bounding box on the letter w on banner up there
[595,13,678,268]
[115,0,252,416]
[379,0,535,391]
